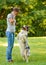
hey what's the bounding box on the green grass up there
[0,37,46,65]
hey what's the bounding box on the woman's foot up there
[8,59,14,62]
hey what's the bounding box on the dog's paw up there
[23,57,25,61]
[26,59,28,63]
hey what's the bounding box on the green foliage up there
[0,20,7,37]
[0,0,46,37]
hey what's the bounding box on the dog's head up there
[22,25,29,31]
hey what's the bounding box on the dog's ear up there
[26,26,29,31]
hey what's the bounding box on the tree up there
[0,0,46,37]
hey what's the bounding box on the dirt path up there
[0,42,19,47]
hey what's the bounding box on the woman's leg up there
[6,31,14,61]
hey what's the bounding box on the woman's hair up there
[11,7,20,12]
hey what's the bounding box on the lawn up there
[0,37,46,65]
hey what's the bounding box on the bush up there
[0,20,7,37]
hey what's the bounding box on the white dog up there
[17,25,30,62]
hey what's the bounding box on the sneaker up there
[8,59,14,62]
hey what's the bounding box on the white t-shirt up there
[6,13,16,32]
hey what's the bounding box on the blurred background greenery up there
[0,0,46,37]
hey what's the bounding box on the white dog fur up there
[17,29,30,62]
